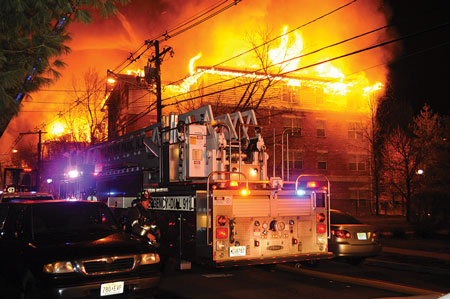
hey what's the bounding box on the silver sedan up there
[329,209,382,264]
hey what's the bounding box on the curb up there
[366,258,450,277]
[276,264,444,296]
[382,247,450,261]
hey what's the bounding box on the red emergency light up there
[229,180,238,187]
[306,181,317,188]
[216,228,228,239]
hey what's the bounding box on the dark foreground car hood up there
[29,231,155,263]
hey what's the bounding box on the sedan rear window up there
[330,211,362,224]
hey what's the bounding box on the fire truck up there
[2,167,37,193]
[64,105,332,268]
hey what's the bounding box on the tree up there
[410,105,449,232]
[0,0,129,137]
[384,125,417,221]
[69,68,107,145]
[383,104,445,222]
[247,27,285,111]
[363,93,385,215]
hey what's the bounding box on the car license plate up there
[100,281,124,296]
[229,246,246,257]
[357,232,367,240]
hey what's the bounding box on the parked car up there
[0,191,54,202]
[0,200,160,298]
[329,209,381,264]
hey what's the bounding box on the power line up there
[116,1,361,130]
[210,0,357,70]
[154,20,450,116]
[114,0,241,74]
[161,24,391,107]
[42,0,240,129]
[6,0,241,155]
[111,0,231,73]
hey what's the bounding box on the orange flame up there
[268,26,303,72]
[189,53,202,75]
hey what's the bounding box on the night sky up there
[383,0,450,115]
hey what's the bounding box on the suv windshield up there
[32,202,119,238]
[330,211,362,224]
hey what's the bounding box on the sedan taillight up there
[332,229,351,239]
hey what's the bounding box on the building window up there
[349,154,366,171]
[317,119,326,137]
[283,117,302,136]
[350,190,370,200]
[316,88,324,105]
[317,152,327,169]
[282,85,298,103]
[348,122,363,139]
[350,189,370,207]
[289,150,303,169]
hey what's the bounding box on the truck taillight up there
[217,215,228,226]
[316,224,327,234]
[216,228,228,239]
[316,213,326,223]
[240,189,249,196]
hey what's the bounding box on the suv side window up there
[0,205,9,231]
[2,206,28,239]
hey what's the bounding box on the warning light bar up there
[229,180,238,187]
[306,181,317,188]
[296,189,306,196]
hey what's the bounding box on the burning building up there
[34,0,391,213]
[103,51,382,216]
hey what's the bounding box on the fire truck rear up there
[80,105,332,267]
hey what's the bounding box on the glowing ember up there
[126,69,145,77]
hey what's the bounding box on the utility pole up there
[145,40,172,122]
[155,40,162,123]
[144,40,173,184]
[19,130,47,191]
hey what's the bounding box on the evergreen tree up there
[0,0,129,137]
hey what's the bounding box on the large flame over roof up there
[0,0,394,150]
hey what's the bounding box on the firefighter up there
[127,190,159,243]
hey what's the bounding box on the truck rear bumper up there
[214,252,334,268]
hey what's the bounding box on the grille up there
[81,256,135,275]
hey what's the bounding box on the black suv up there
[0,192,54,202]
[0,200,160,298]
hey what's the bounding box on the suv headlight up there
[139,253,160,265]
[43,261,74,273]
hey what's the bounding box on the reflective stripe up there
[131,220,139,227]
